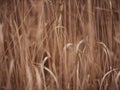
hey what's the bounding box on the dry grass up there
[0,0,120,90]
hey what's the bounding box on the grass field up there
[0,0,120,90]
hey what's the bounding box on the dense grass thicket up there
[0,0,120,90]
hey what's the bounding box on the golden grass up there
[0,0,120,90]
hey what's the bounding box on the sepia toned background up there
[0,0,120,90]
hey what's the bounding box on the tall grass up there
[0,0,120,90]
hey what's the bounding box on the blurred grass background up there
[0,0,120,90]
